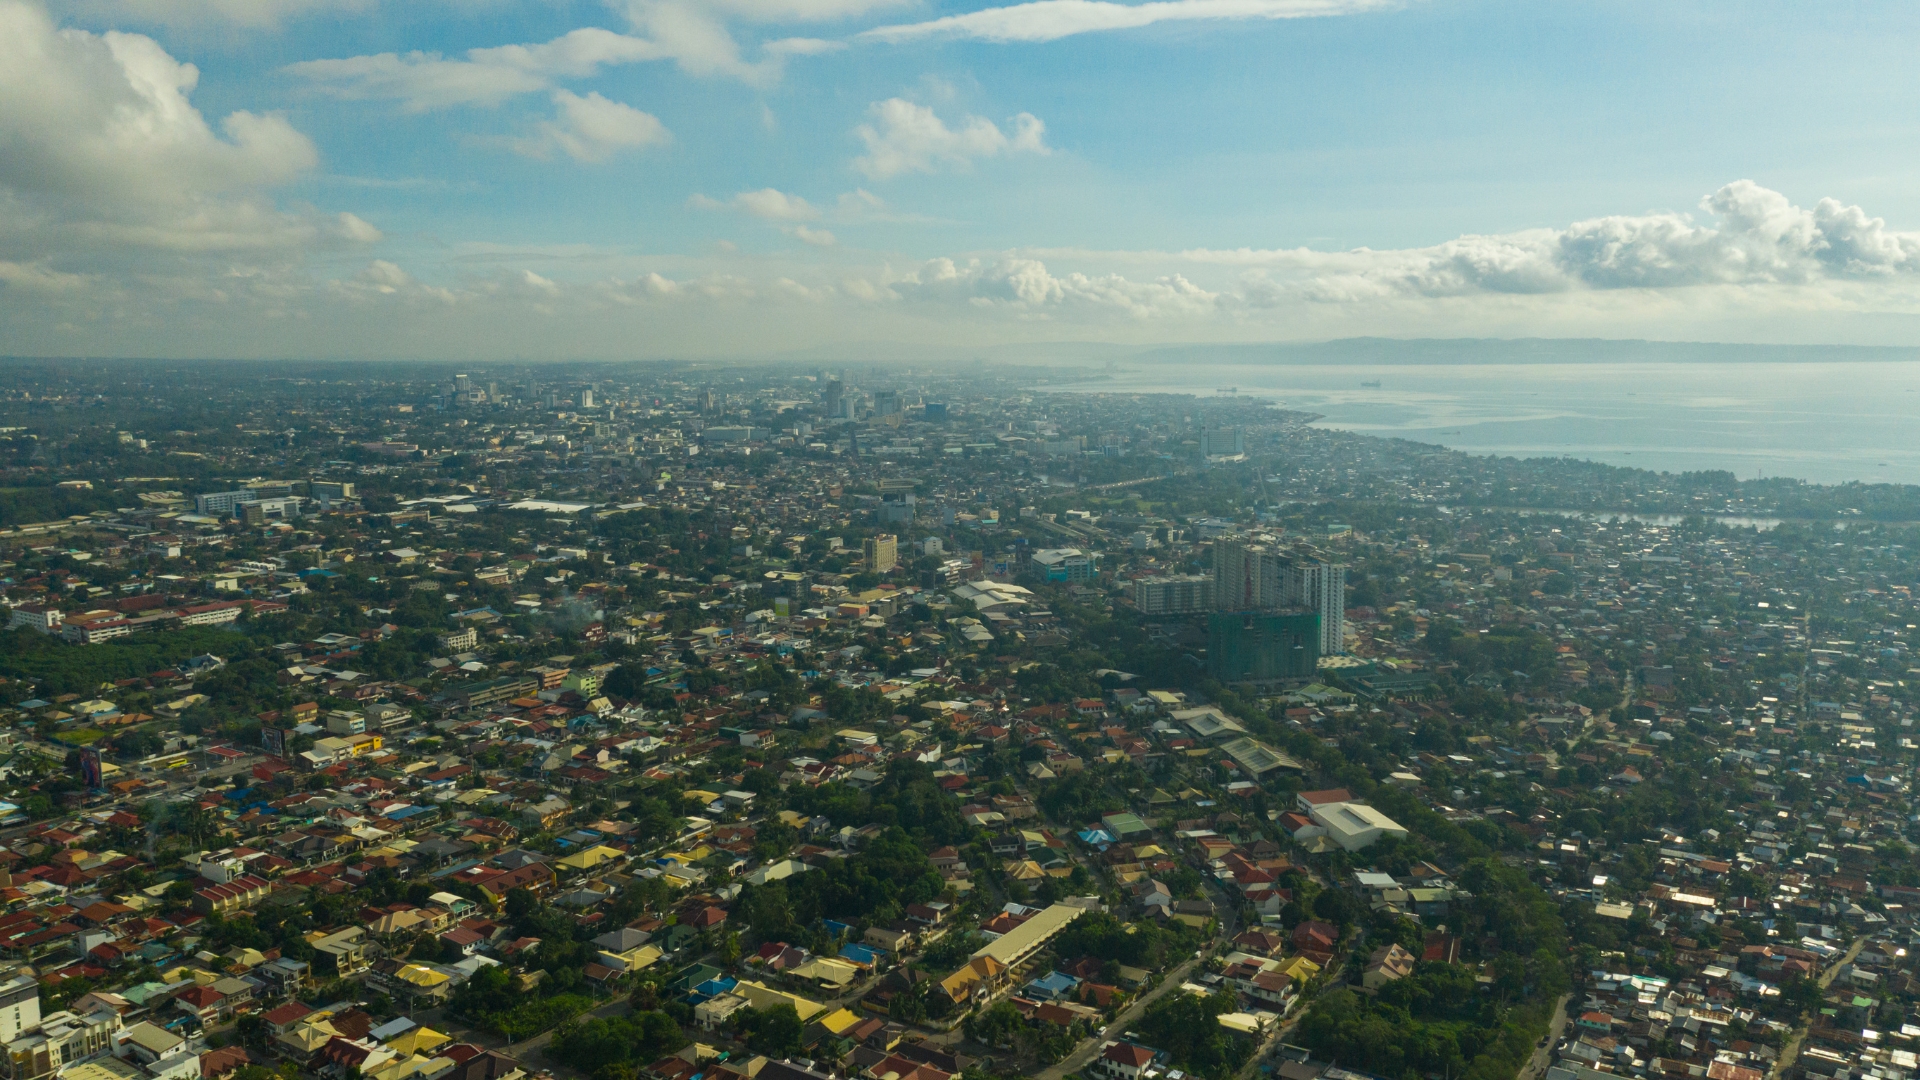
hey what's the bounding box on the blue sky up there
[6,0,1920,359]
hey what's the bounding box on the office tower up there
[581,388,595,408]
[822,379,845,420]
[863,533,898,573]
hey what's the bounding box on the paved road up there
[1034,950,1210,1080]
[1232,1012,1303,1080]
[405,988,633,1079]
[1772,936,1867,1080]
[500,994,632,1064]
[1516,994,1572,1080]
[1036,883,1239,1080]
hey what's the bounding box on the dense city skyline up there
[0,354,1913,1080]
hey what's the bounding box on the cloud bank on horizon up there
[8,0,1920,358]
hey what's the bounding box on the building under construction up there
[1207,609,1320,683]
[1212,533,1346,656]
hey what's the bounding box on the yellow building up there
[731,980,827,1022]
[1277,955,1322,983]
[381,1027,452,1058]
[815,1009,862,1037]
[938,955,1007,1004]
[555,845,626,872]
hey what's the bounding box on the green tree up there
[745,1004,805,1057]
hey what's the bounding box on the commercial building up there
[1134,574,1213,615]
[863,533,898,574]
[193,490,259,517]
[240,498,304,524]
[60,613,131,645]
[451,675,540,710]
[0,977,40,1045]
[971,902,1084,971]
[1199,428,1245,458]
[6,606,61,634]
[1218,736,1303,776]
[704,427,768,444]
[1032,548,1096,582]
[4,1007,119,1080]
[1207,610,1320,683]
[879,491,915,525]
[1309,801,1409,851]
[175,602,244,627]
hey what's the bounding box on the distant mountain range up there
[751,336,1920,368]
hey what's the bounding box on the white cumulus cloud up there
[16,175,1920,360]
[0,259,92,292]
[287,27,661,110]
[0,0,373,255]
[702,0,911,21]
[287,1,846,111]
[62,0,379,29]
[880,256,1219,318]
[0,5,314,205]
[731,188,822,221]
[790,225,837,247]
[860,0,1393,44]
[509,90,669,163]
[854,99,1049,179]
[1176,181,1920,303]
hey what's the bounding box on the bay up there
[1075,357,1920,486]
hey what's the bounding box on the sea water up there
[1078,360,1920,486]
